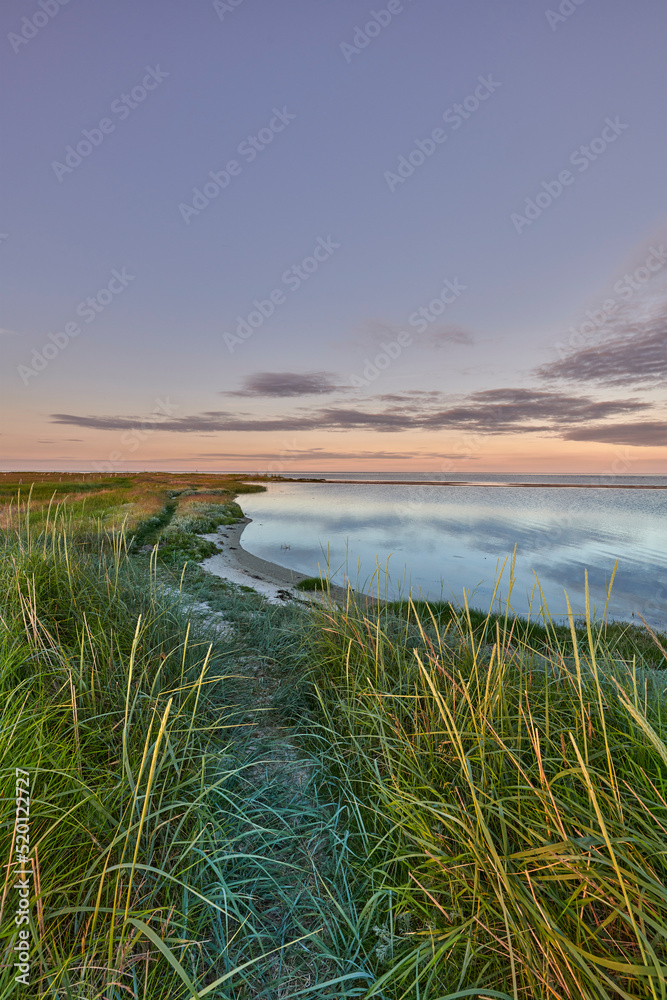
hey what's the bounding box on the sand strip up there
[199,517,350,605]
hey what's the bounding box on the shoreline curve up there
[199,516,351,605]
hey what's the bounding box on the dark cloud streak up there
[539,326,667,387]
[224,371,342,397]
[51,389,652,438]
[538,276,667,388]
[563,422,667,446]
[196,449,474,461]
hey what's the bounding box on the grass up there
[306,568,667,998]
[296,578,329,593]
[129,498,246,567]
[0,508,246,997]
[389,597,667,671]
[0,492,376,998]
[2,474,667,998]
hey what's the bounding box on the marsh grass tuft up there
[296,578,329,593]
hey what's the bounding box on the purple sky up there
[2,0,666,473]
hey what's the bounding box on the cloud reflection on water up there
[239,480,667,627]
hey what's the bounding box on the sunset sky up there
[2,0,666,474]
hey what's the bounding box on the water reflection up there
[239,481,667,628]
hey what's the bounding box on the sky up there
[1,0,666,474]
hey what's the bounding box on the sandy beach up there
[199,517,351,604]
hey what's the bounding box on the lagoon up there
[238,474,667,628]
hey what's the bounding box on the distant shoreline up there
[284,479,667,490]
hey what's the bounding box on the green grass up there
[0,501,375,998]
[0,478,132,503]
[160,537,667,997]
[3,477,667,999]
[227,484,267,495]
[390,597,667,670]
[130,500,245,568]
[0,515,241,997]
[0,473,268,537]
[296,577,329,593]
[128,499,178,547]
[306,576,667,999]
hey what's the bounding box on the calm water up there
[238,475,667,628]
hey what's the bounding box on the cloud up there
[562,421,667,446]
[359,319,404,346]
[374,390,443,412]
[0,328,17,337]
[377,391,442,401]
[50,389,651,438]
[50,410,322,433]
[224,371,343,397]
[37,438,84,443]
[418,388,649,435]
[538,271,667,388]
[358,319,475,350]
[197,449,477,461]
[538,326,667,388]
[428,325,475,348]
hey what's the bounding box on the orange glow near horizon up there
[1,428,665,476]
